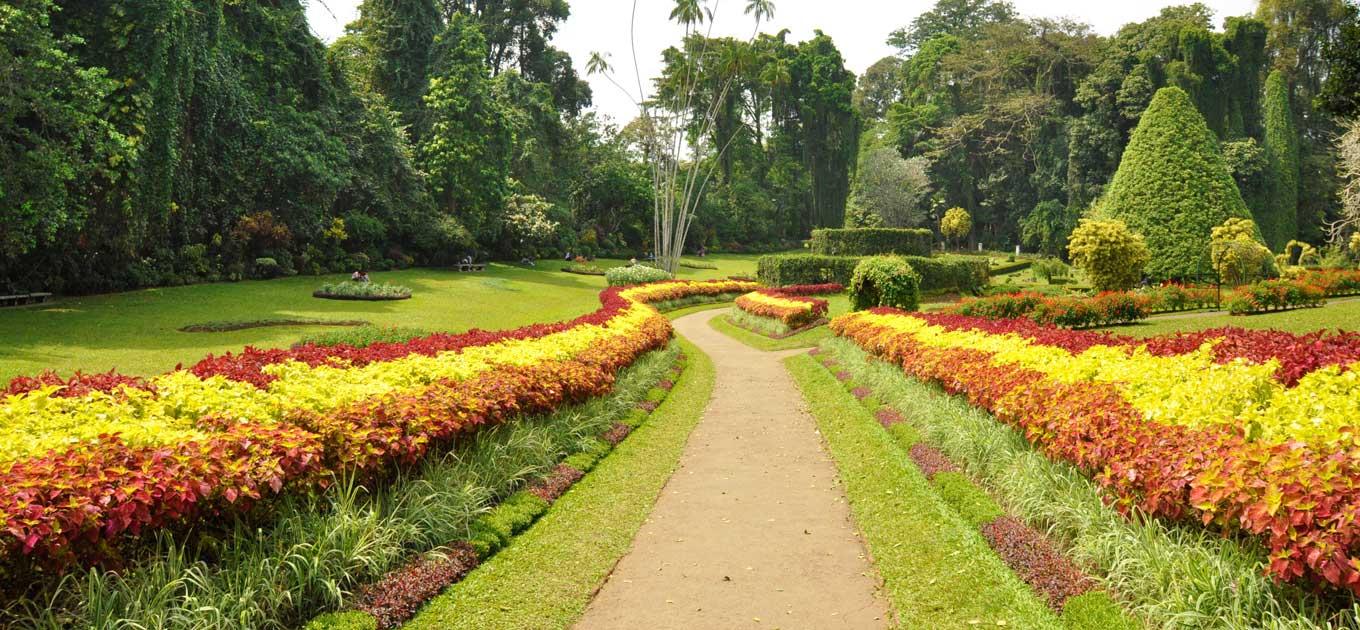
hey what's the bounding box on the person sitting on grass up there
[628,257,638,267]
[351,269,371,283]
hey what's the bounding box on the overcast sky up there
[304,0,1258,125]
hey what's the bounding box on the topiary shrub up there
[1210,218,1276,286]
[604,264,671,286]
[1099,86,1255,279]
[941,207,972,248]
[1262,70,1300,250]
[809,228,933,257]
[1067,219,1150,291]
[849,256,921,311]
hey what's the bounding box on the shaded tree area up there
[652,31,859,249]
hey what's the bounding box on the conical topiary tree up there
[1098,86,1258,279]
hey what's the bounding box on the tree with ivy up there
[1262,70,1300,250]
[1098,87,1256,280]
[349,0,442,132]
[420,14,512,242]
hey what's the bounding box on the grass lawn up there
[708,294,850,351]
[403,337,715,629]
[0,253,771,382]
[785,353,1062,628]
[1110,297,1360,337]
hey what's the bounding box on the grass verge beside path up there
[819,338,1360,629]
[785,354,1062,629]
[403,338,715,630]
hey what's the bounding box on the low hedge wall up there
[757,254,987,294]
[809,228,934,257]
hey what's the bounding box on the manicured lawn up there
[1113,297,1360,337]
[0,254,769,382]
[403,337,715,629]
[785,353,1062,628]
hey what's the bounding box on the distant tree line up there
[851,0,1360,259]
[0,0,857,294]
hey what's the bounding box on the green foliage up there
[1223,138,1270,224]
[930,471,1004,527]
[305,611,377,630]
[1067,219,1150,291]
[420,15,511,242]
[848,148,931,227]
[757,254,986,294]
[1020,200,1080,258]
[1061,592,1139,630]
[1099,87,1253,279]
[1262,71,1300,250]
[809,228,933,257]
[604,265,671,286]
[0,0,124,260]
[1319,5,1360,118]
[298,325,428,348]
[850,257,922,311]
[350,0,441,130]
[1210,218,1276,286]
[1031,258,1070,284]
[887,0,1018,54]
[468,492,550,559]
[314,281,413,299]
[940,207,972,244]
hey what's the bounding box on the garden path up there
[574,309,891,629]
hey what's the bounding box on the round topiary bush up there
[849,256,922,311]
[1067,219,1150,291]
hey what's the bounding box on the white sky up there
[304,0,1259,125]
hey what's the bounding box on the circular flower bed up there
[313,281,413,301]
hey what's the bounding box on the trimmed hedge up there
[757,254,986,294]
[810,228,933,257]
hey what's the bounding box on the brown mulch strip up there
[656,379,675,390]
[908,443,959,479]
[528,464,586,503]
[602,422,632,445]
[354,542,481,629]
[875,408,904,427]
[981,516,1094,609]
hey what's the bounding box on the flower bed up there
[0,279,756,570]
[831,309,1360,594]
[314,281,413,300]
[1227,278,1327,314]
[732,284,842,330]
[948,291,1151,328]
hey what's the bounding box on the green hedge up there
[758,254,987,294]
[809,228,934,257]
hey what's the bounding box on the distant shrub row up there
[757,254,987,294]
[809,228,933,257]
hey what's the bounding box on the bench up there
[0,292,53,308]
[454,263,486,272]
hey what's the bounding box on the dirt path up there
[574,309,891,630]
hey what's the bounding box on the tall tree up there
[854,56,903,120]
[1262,70,1300,249]
[351,0,442,130]
[0,0,122,261]
[420,14,512,241]
[887,0,1017,54]
[1318,3,1360,118]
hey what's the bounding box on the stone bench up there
[0,292,53,308]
